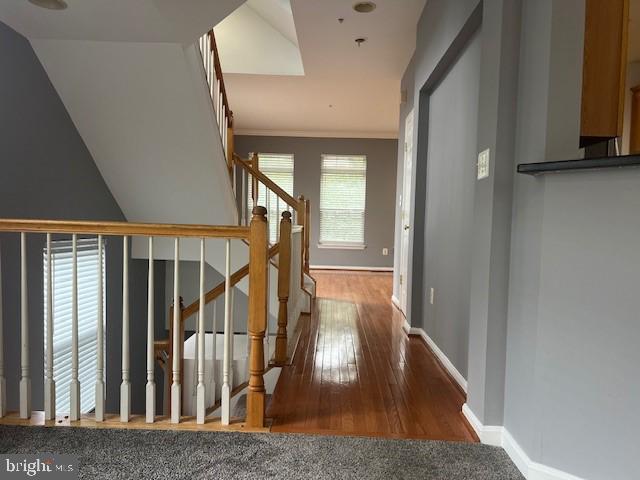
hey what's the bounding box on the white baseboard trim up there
[461,403,503,446]
[462,404,585,480]
[408,328,467,393]
[310,265,393,272]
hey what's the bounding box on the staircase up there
[0,17,316,431]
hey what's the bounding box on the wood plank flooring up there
[267,270,478,442]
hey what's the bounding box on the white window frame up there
[318,154,367,249]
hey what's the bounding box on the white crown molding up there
[235,128,399,140]
[310,265,393,272]
[462,404,586,480]
[409,328,467,393]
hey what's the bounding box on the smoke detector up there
[353,2,376,13]
[28,0,68,10]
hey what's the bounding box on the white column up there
[221,239,232,425]
[120,236,131,422]
[44,233,55,420]
[69,234,80,421]
[196,239,206,424]
[146,237,156,423]
[95,235,105,422]
[171,238,181,423]
[0,242,6,418]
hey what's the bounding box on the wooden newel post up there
[274,211,292,365]
[247,206,268,427]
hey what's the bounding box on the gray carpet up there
[0,425,523,479]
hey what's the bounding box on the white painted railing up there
[0,217,267,428]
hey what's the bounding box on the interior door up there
[399,109,414,314]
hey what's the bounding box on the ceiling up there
[0,0,244,43]
[630,0,640,63]
[221,0,426,138]
[215,0,304,76]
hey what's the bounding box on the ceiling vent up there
[353,2,376,13]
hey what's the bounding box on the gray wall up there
[421,29,482,378]
[503,2,638,479]
[0,21,161,415]
[399,0,638,478]
[235,136,398,268]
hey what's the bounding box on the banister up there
[233,155,299,209]
[209,31,232,126]
[180,242,280,322]
[0,219,250,239]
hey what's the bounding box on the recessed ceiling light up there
[353,2,376,13]
[28,0,68,10]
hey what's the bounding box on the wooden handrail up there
[209,31,232,127]
[0,219,249,239]
[180,242,280,322]
[232,154,299,208]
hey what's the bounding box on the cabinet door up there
[631,86,640,154]
[580,0,630,146]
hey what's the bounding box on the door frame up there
[399,108,414,314]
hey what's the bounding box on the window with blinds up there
[319,154,367,247]
[43,238,105,414]
[256,153,294,243]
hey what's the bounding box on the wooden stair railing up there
[154,210,295,420]
[232,153,315,294]
[199,29,234,174]
[0,215,268,429]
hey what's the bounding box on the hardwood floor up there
[267,270,478,442]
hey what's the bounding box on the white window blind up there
[319,154,367,246]
[43,238,105,414]
[256,153,294,243]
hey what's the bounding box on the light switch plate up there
[382,248,389,256]
[429,288,434,305]
[477,149,490,180]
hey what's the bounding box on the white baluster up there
[171,238,181,423]
[210,298,217,405]
[266,188,271,244]
[223,107,228,156]
[196,239,206,424]
[146,237,155,423]
[121,236,131,422]
[276,196,281,243]
[221,239,232,425]
[69,234,80,421]
[218,95,225,138]
[216,81,222,128]
[95,235,105,421]
[44,234,55,420]
[19,233,31,419]
[242,169,247,226]
[0,242,5,418]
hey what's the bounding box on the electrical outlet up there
[382,248,389,256]
[429,288,434,305]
